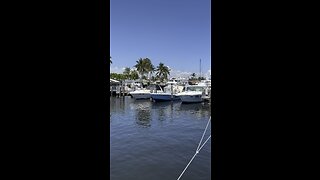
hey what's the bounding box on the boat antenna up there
[200,59,202,79]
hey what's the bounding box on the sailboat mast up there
[200,59,202,78]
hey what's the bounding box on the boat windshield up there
[186,86,205,92]
[147,85,162,91]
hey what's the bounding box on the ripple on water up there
[110,96,211,180]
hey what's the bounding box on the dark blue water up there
[110,96,211,180]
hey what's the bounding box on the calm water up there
[110,96,211,180]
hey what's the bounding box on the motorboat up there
[177,84,207,103]
[129,84,163,100]
[177,91,203,103]
[150,81,184,102]
[198,80,211,101]
[129,89,151,100]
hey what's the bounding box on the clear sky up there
[110,0,211,78]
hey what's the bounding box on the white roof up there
[110,79,120,83]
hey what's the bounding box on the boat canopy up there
[110,79,120,84]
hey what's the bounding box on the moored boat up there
[129,89,151,100]
[150,81,184,102]
[177,91,203,103]
[129,84,163,100]
[177,84,207,103]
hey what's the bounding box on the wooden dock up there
[110,84,131,97]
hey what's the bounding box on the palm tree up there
[144,58,155,80]
[134,58,154,80]
[134,58,146,79]
[155,62,170,82]
[123,67,131,79]
[130,70,139,80]
[151,76,156,82]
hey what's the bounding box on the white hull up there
[130,90,151,100]
[148,83,184,102]
[177,92,203,103]
[150,93,180,101]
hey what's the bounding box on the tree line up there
[110,57,170,82]
[110,57,205,82]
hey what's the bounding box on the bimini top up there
[110,79,120,83]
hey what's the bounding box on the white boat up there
[198,80,211,101]
[129,84,163,100]
[177,84,207,103]
[177,91,203,103]
[150,81,184,102]
[129,89,151,100]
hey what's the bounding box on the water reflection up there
[110,96,211,126]
[134,100,152,127]
[157,106,166,121]
[178,103,203,111]
[110,96,211,180]
[151,101,176,121]
[178,102,211,118]
[110,97,126,114]
[135,110,151,127]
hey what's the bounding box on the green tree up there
[123,67,131,79]
[134,58,146,79]
[130,70,139,80]
[155,62,170,82]
[151,76,156,82]
[110,73,125,81]
[145,58,155,80]
[134,58,154,80]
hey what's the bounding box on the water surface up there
[110,96,211,180]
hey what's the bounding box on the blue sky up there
[110,0,211,78]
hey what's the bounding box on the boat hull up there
[130,91,151,100]
[176,91,204,103]
[179,95,203,103]
[151,93,180,102]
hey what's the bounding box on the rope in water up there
[176,116,211,180]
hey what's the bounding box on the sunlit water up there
[110,96,211,180]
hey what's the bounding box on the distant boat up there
[177,91,203,103]
[177,84,207,103]
[150,81,184,102]
[129,84,163,100]
[198,80,211,101]
[129,89,151,100]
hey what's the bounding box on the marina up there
[110,0,211,178]
[110,78,212,103]
[109,57,212,180]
